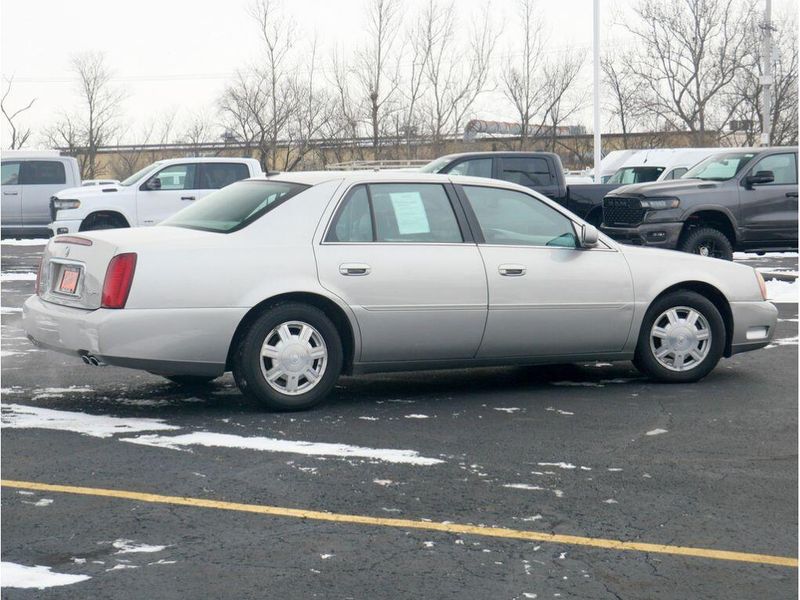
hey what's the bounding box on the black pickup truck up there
[420,152,621,226]
[601,147,799,260]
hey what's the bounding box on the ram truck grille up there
[603,197,645,227]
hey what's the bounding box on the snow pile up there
[1,404,180,438]
[1,562,90,589]
[0,272,37,282]
[122,431,445,465]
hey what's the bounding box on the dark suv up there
[601,147,798,260]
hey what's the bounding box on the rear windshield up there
[160,180,309,233]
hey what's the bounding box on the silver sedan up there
[24,171,778,410]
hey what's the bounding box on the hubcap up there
[649,306,711,372]
[259,321,328,395]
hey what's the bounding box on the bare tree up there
[501,0,547,149]
[419,0,497,153]
[70,51,126,178]
[624,0,754,146]
[541,50,586,153]
[181,111,217,156]
[1,76,36,149]
[353,0,402,156]
[728,7,798,146]
[43,117,89,175]
[602,54,649,148]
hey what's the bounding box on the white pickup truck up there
[49,157,263,234]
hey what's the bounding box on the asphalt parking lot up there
[1,240,797,599]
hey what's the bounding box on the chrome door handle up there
[181,196,196,201]
[498,264,526,276]
[786,192,798,198]
[339,263,371,276]
[3,191,18,196]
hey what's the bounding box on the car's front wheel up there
[233,303,343,411]
[633,291,725,383]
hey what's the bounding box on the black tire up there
[633,290,725,383]
[678,227,733,261]
[232,302,343,411]
[164,375,217,386]
[80,213,129,231]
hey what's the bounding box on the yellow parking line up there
[2,479,796,568]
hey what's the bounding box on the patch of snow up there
[523,593,538,599]
[734,251,798,259]
[22,498,53,507]
[766,279,798,303]
[381,507,401,513]
[105,564,139,572]
[537,462,576,470]
[503,484,545,491]
[493,407,521,413]
[111,539,167,554]
[1,562,90,589]
[34,386,94,394]
[558,552,567,560]
[1,350,22,358]
[404,414,429,419]
[545,407,574,416]
[121,431,444,465]
[603,499,618,504]
[1,307,23,314]
[646,428,668,436]
[373,479,393,486]
[147,559,177,565]
[607,468,623,472]
[320,554,334,559]
[423,541,435,548]
[358,416,379,421]
[591,362,612,367]
[1,238,48,246]
[71,558,86,565]
[1,404,179,438]
[17,490,34,496]
[521,515,543,522]
[766,335,798,348]
[0,272,37,281]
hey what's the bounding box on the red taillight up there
[101,253,137,309]
[35,259,44,296]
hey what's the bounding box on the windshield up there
[607,166,665,184]
[683,152,758,181]
[419,156,456,173]
[120,164,160,187]
[160,180,309,233]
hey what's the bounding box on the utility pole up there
[760,0,774,146]
[593,0,601,181]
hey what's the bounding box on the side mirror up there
[580,224,599,248]
[744,170,774,188]
[144,177,162,191]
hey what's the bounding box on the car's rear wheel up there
[678,227,733,261]
[633,291,725,383]
[233,303,343,411]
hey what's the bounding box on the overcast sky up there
[0,0,792,147]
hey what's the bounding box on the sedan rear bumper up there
[23,295,247,376]
[729,300,779,355]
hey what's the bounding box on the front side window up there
[749,153,797,185]
[1,161,20,185]
[664,167,688,180]
[160,180,308,233]
[447,158,492,178]
[463,185,577,248]
[326,183,463,243]
[199,163,251,189]
[499,157,554,187]
[147,164,196,190]
[683,152,757,181]
[21,161,66,185]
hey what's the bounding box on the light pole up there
[760,0,774,146]
[593,0,602,180]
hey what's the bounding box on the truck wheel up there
[80,213,129,231]
[679,227,733,261]
[633,291,725,383]
[232,302,343,411]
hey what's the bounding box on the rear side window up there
[499,157,554,187]
[160,180,308,233]
[1,161,20,185]
[199,163,251,189]
[463,185,577,248]
[447,158,492,178]
[326,183,463,243]
[21,161,66,185]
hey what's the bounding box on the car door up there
[739,152,798,244]
[20,160,68,228]
[195,162,251,198]
[315,182,488,363]
[135,163,198,226]
[1,161,22,229]
[458,184,634,358]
